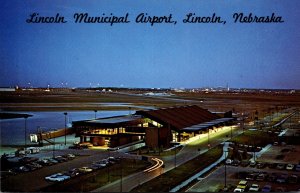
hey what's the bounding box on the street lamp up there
[51,129,57,158]
[174,145,177,168]
[24,115,29,154]
[52,129,56,158]
[129,107,132,115]
[94,110,97,119]
[120,156,123,192]
[63,112,68,145]
[107,149,110,182]
[207,128,210,149]
[224,150,228,189]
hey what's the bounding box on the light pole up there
[129,107,132,115]
[207,128,210,149]
[63,112,68,145]
[174,145,177,168]
[53,130,56,158]
[240,112,245,133]
[224,150,228,189]
[94,110,97,119]
[24,115,29,154]
[107,149,110,182]
[120,157,123,192]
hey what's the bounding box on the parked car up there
[47,158,59,164]
[236,180,248,190]
[67,154,75,159]
[295,164,300,172]
[288,174,298,183]
[249,161,256,167]
[257,162,266,169]
[261,185,272,192]
[90,164,101,170]
[69,168,81,176]
[30,162,43,169]
[79,167,93,173]
[246,172,258,181]
[276,173,288,183]
[225,159,233,165]
[286,164,294,170]
[233,188,244,192]
[232,160,241,166]
[256,173,267,181]
[79,143,93,148]
[19,157,39,164]
[276,163,285,170]
[25,164,38,171]
[249,184,260,192]
[54,156,68,163]
[16,166,30,172]
[267,173,278,182]
[38,159,51,166]
[275,187,286,192]
[108,157,117,164]
[240,160,250,167]
[69,145,83,149]
[26,147,40,154]
[92,162,106,169]
[63,170,80,178]
[268,163,277,169]
[99,159,109,165]
[108,156,116,161]
[45,173,70,182]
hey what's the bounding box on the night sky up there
[1,0,300,89]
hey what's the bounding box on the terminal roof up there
[136,105,232,132]
[73,115,143,127]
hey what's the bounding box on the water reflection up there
[0,110,130,146]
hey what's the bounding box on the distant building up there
[0,87,16,92]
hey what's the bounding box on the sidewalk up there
[249,144,272,162]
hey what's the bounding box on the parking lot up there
[186,125,300,192]
[187,162,300,192]
[1,148,142,192]
[257,144,300,164]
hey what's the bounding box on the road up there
[92,125,242,192]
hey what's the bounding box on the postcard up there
[1,1,300,192]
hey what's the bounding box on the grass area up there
[230,130,277,147]
[41,158,150,192]
[0,112,33,119]
[271,113,289,123]
[131,145,223,192]
[0,90,186,112]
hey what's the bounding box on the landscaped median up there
[229,130,277,148]
[131,145,223,192]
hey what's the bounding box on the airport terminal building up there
[72,105,234,148]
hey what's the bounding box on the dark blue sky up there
[1,0,300,89]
